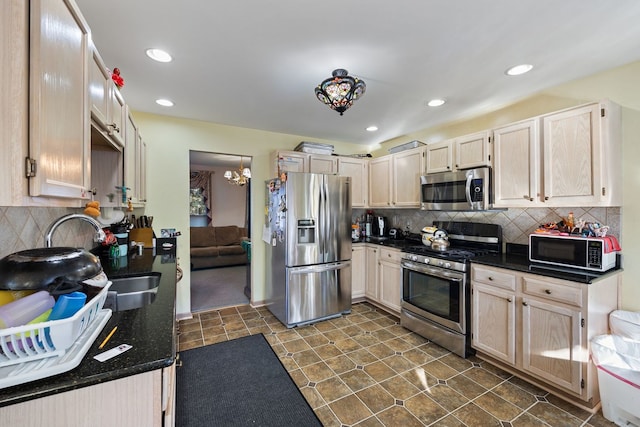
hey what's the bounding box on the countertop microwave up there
[529,234,618,272]
[420,167,492,211]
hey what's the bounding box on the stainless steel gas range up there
[400,221,502,358]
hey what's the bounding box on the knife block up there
[129,228,154,248]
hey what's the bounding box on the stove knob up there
[410,255,418,262]
[444,262,451,269]
[437,260,443,266]
[423,258,430,264]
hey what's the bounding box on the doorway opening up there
[189,150,252,312]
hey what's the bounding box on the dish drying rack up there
[0,283,112,388]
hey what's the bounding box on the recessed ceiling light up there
[505,64,533,76]
[156,99,174,107]
[146,48,172,63]
[366,126,378,132]
[427,99,446,107]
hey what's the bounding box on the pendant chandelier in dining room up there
[315,69,366,116]
[224,156,251,186]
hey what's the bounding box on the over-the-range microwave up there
[420,167,492,211]
[529,234,617,272]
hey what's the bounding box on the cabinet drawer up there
[380,247,402,263]
[471,265,516,290]
[522,276,583,308]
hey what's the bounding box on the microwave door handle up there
[465,174,473,205]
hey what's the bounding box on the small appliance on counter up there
[371,216,389,239]
[388,228,404,240]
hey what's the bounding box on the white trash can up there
[610,310,640,340]
[591,334,640,426]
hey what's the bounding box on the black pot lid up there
[0,247,103,291]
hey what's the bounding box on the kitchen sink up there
[104,272,161,312]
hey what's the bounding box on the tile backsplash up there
[355,206,622,247]
[0,207,96,259]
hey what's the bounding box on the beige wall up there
[133,113,366,316]
[138,60,640,317]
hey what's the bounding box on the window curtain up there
[190,170,213,225]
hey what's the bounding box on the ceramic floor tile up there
[179,302,602,427]
[375,405,424,427]
[329,393,374,425]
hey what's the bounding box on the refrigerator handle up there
[321,177,328,260]
[289,261,351,275]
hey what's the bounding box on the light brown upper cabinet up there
[28,0,92,199]
[493,101,621,208]
[425,131,491,174]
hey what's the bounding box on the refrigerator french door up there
[266,172,352,327]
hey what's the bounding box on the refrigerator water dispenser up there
[297,219,315,243]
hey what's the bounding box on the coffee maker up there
[371,216,389,238]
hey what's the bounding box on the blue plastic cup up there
[49,291,87,321]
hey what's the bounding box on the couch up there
[190,226,249,269]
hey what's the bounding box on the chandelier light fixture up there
[315,69,366,116]
[223,157,252,186]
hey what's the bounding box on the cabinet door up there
[338,157,368,207]
[365,246,379,300]
[351,246,366,299]
[378,248,401,312]
[455,131,490,170]
[392,148,423,207]
[162,362,176,427]
[521,297,583,394]
[425,140,453,173]
[368,156,391,207]
[0,0,29,206]
[89,45,109,127]
[29,0,91,199]
[309,154,337,173]
[124,107,140,204]
[108,85,126,147]
[542,103,601,206]
[492,119,541,207]
[471,282,516,365]
[138,136,147,203]
[273,151,308,177]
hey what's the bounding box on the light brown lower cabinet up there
[0,363,176,427]
[471,264,620,410]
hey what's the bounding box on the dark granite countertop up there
[353,237,421,251]
[0,248,177,407]
[471,252,622,284]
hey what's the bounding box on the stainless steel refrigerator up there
[265,172,352,327]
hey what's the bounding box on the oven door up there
[401,260,466,334]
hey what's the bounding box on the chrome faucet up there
[44,213,107,247]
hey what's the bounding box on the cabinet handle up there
[108,123,120,133]
[523,195,533,201]
[544,289,551,295]
[544,196,549,201]
[507,298,512,303]
[488,276,494,281]
[455,164,459,168]
[522,301,528,306]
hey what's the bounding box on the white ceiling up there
[77,0,640,146]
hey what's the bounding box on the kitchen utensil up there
[0,248,103,293]
[0,291,55,328]
[421,226,437,246]
[430,229,450,251]
[49,291,87,321]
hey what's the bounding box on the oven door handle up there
[402,261,464,281]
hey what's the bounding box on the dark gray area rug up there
[175,334,322,427]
